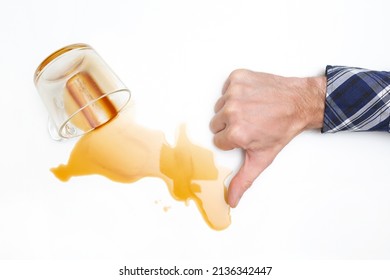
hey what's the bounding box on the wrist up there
[299,76,326,130]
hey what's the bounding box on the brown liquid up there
[65,72,118,130]
[52,109,231,230]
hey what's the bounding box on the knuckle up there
[222,104,242,128]
[225,80,252,99]
[229,69,250,82]
[226,84,244,97]
[223,99,239,117]
[226,124,250,149]
[226,125,246,146]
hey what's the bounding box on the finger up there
[213,129,236,151]
[214,96,225,113]
[228,150,272,208]
[210,110,226,134]
[222,77,231,95]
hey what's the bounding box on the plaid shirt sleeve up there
[322,65,390,133]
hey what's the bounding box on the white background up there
[1,0,390,269]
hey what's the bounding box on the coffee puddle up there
[51,110,231,230]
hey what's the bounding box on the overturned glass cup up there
[34,43,131,139]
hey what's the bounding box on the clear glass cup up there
[34,43,131,139]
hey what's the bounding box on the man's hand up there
[210,69,326,207]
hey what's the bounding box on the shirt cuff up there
[322,65,390,133]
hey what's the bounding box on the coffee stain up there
[51,109,231,230]
[35,46,230,229]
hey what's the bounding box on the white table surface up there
[1,0,390,260]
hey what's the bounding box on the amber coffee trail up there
[52,109,231,230]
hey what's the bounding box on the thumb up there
[228,150,272,208]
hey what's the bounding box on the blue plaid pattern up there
[322,65,390,133]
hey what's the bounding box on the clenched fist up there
[210,69,326,207]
